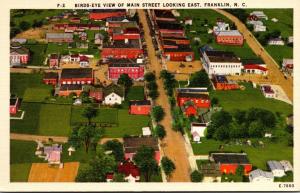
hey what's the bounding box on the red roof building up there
[242,59,267,75]
[184,105,198,117]
[10,97,19,115]
[118,159,141,182]
[43,72,58,86]
[60,68,93,85]
[211,153,252,175]
[151,10,177,22]
[59,84,83,97]
[129,100,151,115]
[10,42,30,65]
[214,30,244,46]
[212,75,240,91]
[177,92,210,109]
[107,58,145,80]
[89,9,126,20]
[112,27,141,41]
[49,54,60,69]
[156,21,185,38]
[89,87,103,102]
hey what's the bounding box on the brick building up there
[60,68,93,85]
[107,58,144,80]
[214,30,244,46]
[49,54,60,69]
[10,42,30,65]
[177,92,210,109]
[43,72,58,85]
[129,100,151,115]
[59,84,83,96]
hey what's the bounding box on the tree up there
[148,89,159,100]
[32,19,43,28]
[214,125,230,141]
[189,69,211,88]
[146,81,158,90]
[211,110,232,127]
[10,27,21,38]
[82,106,97,125]
[233,109,247,125]
[133,146,159,182]
[80,91,91,103]
[161,156,175,179]
[76,150,116,182]
[113,173,125,182]
[78,125,104,153]
[144,72,156,82]
[117,73,133,93]
[211,97,219,107]
[190,170,203,182]
[104,140,124,162]
[19,21,31,31]
[68,92,77,99]
[154,124,166,140]
[248,121,265,138]
[151,106,165,122]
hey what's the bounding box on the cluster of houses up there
[247,11,268,32]
[106,136,160,182]
[149,10,194,62]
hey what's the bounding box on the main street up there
[215,9,293,102]
[137,10,191,182]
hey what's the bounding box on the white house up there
[261,85,275,98]
[249,169,274,182]
[142,127,151,136]
[268,38,285,46]
[254,24,266,32]
[103,84,125,105]
[213,21,230,32]
[242,59,268,75]
[125,174,140,183]
[267,160,286,177]
[184,17,193,25]
[191,122,206,142]
[250,11,268,20]
[201,50,242,77]
[280,160,293,172]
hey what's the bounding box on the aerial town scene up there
[10,9,293,183]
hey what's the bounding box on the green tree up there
[144,72,156,82]
[154,124,166,140]
[147,81,158,90]
[82,106,97,125]
[151,106,165,122]
[161,156,176,179]
[77,125,104,153]
[190,170,203,182]
[19,21,31,31]
[133,146,159,182]
[104,140,124,162]
[248,121,265,138]
[113,173,125,182]
[211,97,219,107]
[117,73,133,93]
[189,69,211,88]
[80,91,91,103]
[76,150,116,182]
[149,89,159,100]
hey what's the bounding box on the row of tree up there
[144,72,159,100]
[11,19,47,38]
[207,108,277,141]
[160,70,177,97]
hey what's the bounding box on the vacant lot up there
[210,83,293,116]
[192,139,292,170]
[127,86,145,100]
[24,44,47,66]
[23,87,52,102]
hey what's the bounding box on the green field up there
[192,139,292,170]
[178,9,257,59]
[24,44,47,66]
[127,86,145,100]
[10,163,32,182]
[23,87,52,102]
[11,10,64,25]
[46,43,69,55]
[10,73,52,98]
[210,83,293,116]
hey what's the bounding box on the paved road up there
[138,10,191,182]
[10,133,122,144]
[214,9,293,102]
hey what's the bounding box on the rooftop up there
[154,10,175,19]
[164,45,193,52]
[214,30,242,36]
[60,84,83,91]
[107,58,143,67]
[129,100,151,106]
[177,92,209,99]
[103,84,124,98]
[241,58,264,65]
[156,21,183,30]
[44,72,58,79]
[10,98,18,106]
[61,68,93,79]
[250,169,273,179]
[103,39,141,49]
[211,153,250,164]
[267,160,284,171]
[205,50,240,63]
[46,33,73,39]
[123,137,159,153]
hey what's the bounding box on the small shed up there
[142,127,151,136]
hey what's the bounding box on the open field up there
[10,163,32,182]
[210,83,293,116]
[11,73,52,98]
[11,10,64,25]
[192,139,292,170]
[24,44,47,66]
[28,162,79,182]
[127,86,145,101]
[23,87,52,102]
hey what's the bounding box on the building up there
[112,27,140,41]
[10,42,30,66]
[191,123,206,142]
[267,38,285,45]
[10,97,19,115]
[89,9,127,20]
[94,33,104,45]
[118,159,141,182]
[107,58,145,80]
[212,75,239,90]
[49,54,60,69]
[60,68,93,85]
[213,21,230,32]
[183,104,198,117]
[156,21,185,38]
[79,55,89,67]
[199,163,222,182]
[129,100,151,115]
[162,44,194,62]
[254,24,266,32]
[214,30,244,46]
[210,153,252,175]
[249,169,274,182]
[69,17,81,23]
[280,160,293,172]
[103,84,125,105]
[177,92,210,109]
[242,59,268,75]
[89,87,103,102]
[250,11,268,20]
[142,127,152,136]
[59,84,83,96]
[123,136,160,163]
[53,23,101,32]
[267,160,285,177]
[201,50,242,77]
[46,33,73,43]
[43,72,58,85]
[151,10,176,22]
[261,85,275,98]
[184,17,193,25]
[282,58,293,71]
[101,40,143,61]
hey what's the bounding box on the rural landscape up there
[10,8,293,183]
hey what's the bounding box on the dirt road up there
[214,9,293,102]
[138,10,191,182]
[10,133,122,144]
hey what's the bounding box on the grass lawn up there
[265,45,293,65]
[23,87,52,102]
[192,139,293,170]
[10,102,41,134]
[104,109,150,138]
[10,140,43,164]
[46,43,69,55]
[10,163,32,182]
[210,82,293,116]
[10,73,52,98]
[24,44,47,66]
[127,86,145,100]
[38,104,72,136]
[71,107,118,125]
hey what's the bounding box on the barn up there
[177,92,210,109]
[210,153,252,175]
[60,68,93,85]
[129,100,151,115]
[214,30,244,46]
[43,72,58,85]
[212,75,240,90]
